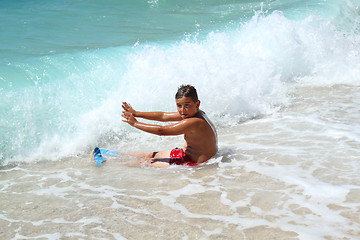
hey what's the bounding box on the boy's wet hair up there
[175,85,198,102]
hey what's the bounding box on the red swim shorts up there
[169,148,197,166]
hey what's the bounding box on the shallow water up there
[1,84,359,239]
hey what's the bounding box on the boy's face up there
[176,96,200,119]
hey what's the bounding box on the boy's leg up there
[129,152,155,159]
[152,151,171,158]
[95,149,172,168]
[146,150,172,168]
[121,150,172,167]
[148,161,170,168]
[100,149,152,158]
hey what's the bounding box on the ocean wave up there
[1,3,360,164]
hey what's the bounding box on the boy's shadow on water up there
[203,148,236,166]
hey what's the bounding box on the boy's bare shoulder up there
[182,116,207,127]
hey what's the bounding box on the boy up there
[92,85,217,168]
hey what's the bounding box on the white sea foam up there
[2,7,359,164]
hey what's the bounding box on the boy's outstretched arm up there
[122,102,181,122]
[122,110,196,136]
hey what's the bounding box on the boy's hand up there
[122,110,137,126]
[122,102,136,115]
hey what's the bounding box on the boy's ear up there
[196,100,200,109]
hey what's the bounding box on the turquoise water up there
[0,0,262,62]
[1,0,360,163]
[2,0,355,62]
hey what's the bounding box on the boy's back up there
[182,110,217,163]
